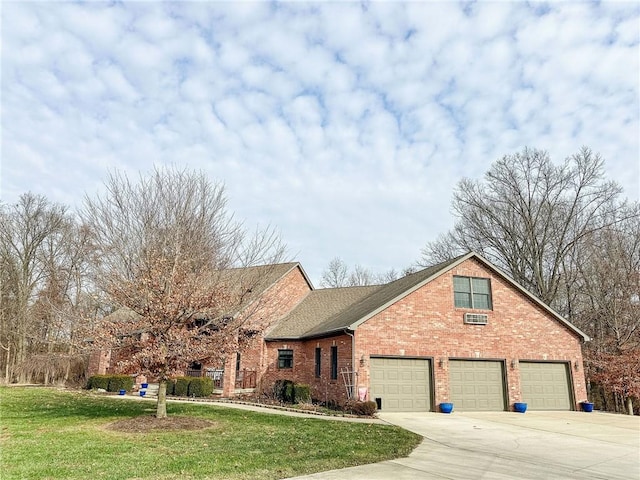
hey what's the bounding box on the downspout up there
[345,329,355,400]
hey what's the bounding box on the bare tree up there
[348,264,376,286]
[573,207,640,414]
[0,194,70,383]
[320,258,410,287]
[320,257,349,288]
[421,147,628,308]
[575,206,640,350]
[81,167,286,418]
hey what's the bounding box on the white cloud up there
[2,1,638,283]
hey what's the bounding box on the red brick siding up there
[355,258,587,409]
[263,334,353,405]
[222,266,312,396]
[87,349,111,376]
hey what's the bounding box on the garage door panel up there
[415,385,428,395]
[370,357,432,412]
[413,399,429,410]
[449,360,505,411]
[520,362,571,410]
[385,399,400,410]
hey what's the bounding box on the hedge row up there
[165,376,213,398]
[87,374,134,393]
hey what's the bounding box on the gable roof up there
[222,262,312,303]
[101,262,311,326]
[266,252,590,342]
[215,262,313,323]
[265,285,381,340]
[461,252,590,342]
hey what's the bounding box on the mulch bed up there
[106,415,217,433]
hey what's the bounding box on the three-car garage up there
[368,357,573,412]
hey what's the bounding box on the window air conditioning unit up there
[464,313,488,325]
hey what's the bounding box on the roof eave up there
[266,327,354,342]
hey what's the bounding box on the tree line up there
[1,148,638,415]
[0,168,285,410]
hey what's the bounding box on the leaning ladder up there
[340,367,355,399]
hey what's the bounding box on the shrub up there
[174,377,190,397]
[273,379,295,403]
[86,374,134,392]
[188,377,213,397]
[285,381,295,403]
[345,400,378,416]
[107,375,134,393]
[87,374,110,390]
[164,379,175,396]
[294,384,311,404]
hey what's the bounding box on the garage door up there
[520,362,572,410]
[449,360,505,411]
[370,357,431,412]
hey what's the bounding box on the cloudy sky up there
[2,1,639,284]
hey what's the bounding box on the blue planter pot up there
[581,402,594,412]
[514,402,527,413]
[139,391,146,397]
[118,389,126,395]
[440,402,454,414]
[141,383,148,389]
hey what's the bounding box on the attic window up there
[278,349,293,369]
[453,276,492,310]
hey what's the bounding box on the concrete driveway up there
[287,411,639,480]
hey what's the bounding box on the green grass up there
[0,387,421,479]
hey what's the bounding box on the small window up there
[315,347,321,378]
[278,349,293,369]
[235,352,241,372]
[453,276,492,310]
[330,346,338,380]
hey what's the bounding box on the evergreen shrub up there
[188,377,213,397]
[174,377,190,397]
[107,375,134,393]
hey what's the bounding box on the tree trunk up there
[626,396,634,416]
[156,381,167,418]
[4,345,10,384]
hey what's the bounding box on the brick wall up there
[223,265,312,396]
[87,349,111,376]
[263,334,353,405]
[355,257,587,409]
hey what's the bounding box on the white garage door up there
[449,360,506,411]
[370,357,431,412]
[520,362,572,410]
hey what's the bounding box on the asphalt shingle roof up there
[266,285,381,339]
[221,262,306,303]
[267,255,466,340]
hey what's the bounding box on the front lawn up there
[0,387,421,479]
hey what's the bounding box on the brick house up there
[90,252,590,412]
